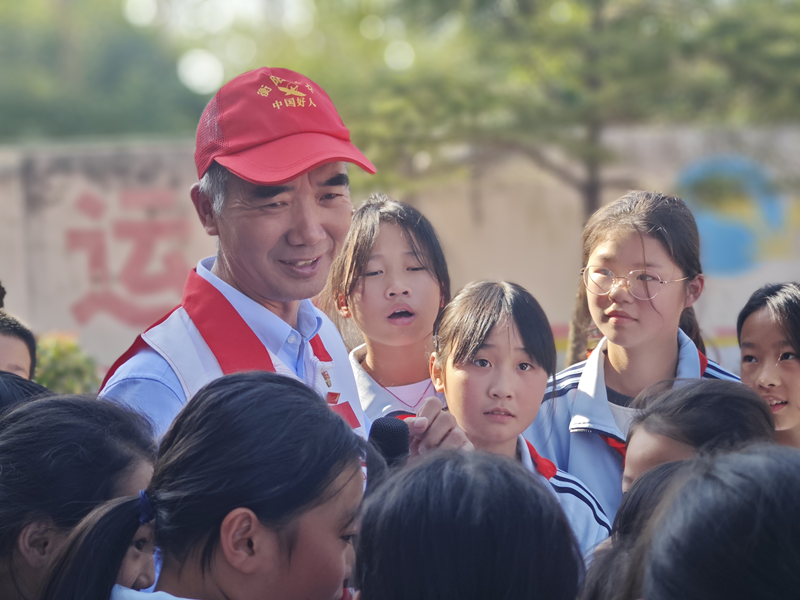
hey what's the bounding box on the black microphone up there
[368,416,410,468]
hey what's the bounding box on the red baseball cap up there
[195,67,376,184]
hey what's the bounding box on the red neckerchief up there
[102,270,360,428]
[598,348,709,463]
[525,439,558,480]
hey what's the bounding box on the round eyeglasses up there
[582,266,691,301]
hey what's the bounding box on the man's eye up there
[518,362,535,371]
[408,266,426,272]
[780,352,798,361]
[742,355,757,364]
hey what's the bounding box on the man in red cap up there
[100,68,468,452]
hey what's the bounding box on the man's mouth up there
[281,258,319,268]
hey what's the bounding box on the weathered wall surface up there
[1,128,799,375]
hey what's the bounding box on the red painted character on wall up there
[67,188,191,328]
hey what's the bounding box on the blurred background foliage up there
[35,333,100,394]
[2,0,800,207]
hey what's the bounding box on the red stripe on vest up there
[100,307,179,390]
[183,272,276,374]
[101,269,333,388]
[525,439,558,480]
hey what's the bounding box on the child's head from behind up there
[151,371,365,600]
[431,281,555,456]
[0,311,36,379]
[330,194,450,348]
[737,282,800,439]
[622,379,774,491]
[641,445,800,600]
[581,191,704,351]
[0,396,156,600]
[356,451,583,600]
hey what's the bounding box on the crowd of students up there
[1,187,800,600]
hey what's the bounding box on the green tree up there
[0,0,206,140]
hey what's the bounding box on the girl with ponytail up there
[41,371,366,600]
[526,191,737,518]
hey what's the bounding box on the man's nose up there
[287,195,326,246]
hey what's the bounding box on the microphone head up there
[368,417,410,466]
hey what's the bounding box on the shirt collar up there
[196,257,322,354]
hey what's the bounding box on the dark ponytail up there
[40,498,141,600]
[0,396,156,558]
[40,371,365,598]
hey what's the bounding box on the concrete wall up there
[1,128,799,375]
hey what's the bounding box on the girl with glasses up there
[526,191,737,518]
[737,282,800,448]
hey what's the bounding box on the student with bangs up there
[429,281,611,553]
[526,191,738,518]
[323,193,450,421]
[39,371,366,600]
[737,283,800,448]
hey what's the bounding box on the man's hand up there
[405,397,473,460]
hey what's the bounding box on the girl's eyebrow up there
[368,251,418,259]
[340,505,361,530]
[592,254,663,269]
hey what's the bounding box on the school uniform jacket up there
[101,268,369,439]
[518,435,611,555]
[349,344,445,421]
[524,330,738,518]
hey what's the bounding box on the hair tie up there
[138,490,155,525]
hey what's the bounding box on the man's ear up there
[190,183,220,237]
[430,353,445,394]
[17,519,64,570]
[684,274,705,308]
[218,508,279,576]
[337,294,351,319]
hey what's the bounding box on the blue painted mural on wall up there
[677,155,792,277]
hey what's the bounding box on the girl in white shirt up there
[39,371,367,600]
[323,194,450,420]
[429,281,611,554]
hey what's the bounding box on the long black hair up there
[40,371,365,600]
[356,451,583,600]
[640,445,800,599]
[580,462,694,600]
[0,396,156,598]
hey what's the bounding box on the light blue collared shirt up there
[100,257,323,436]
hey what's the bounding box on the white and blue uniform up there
[349,344,445,421]
[518,435,611,555]
[525,330,738,518]
[110,586,187,600]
